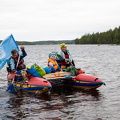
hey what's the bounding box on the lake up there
[0,44,120,120]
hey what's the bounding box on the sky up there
[0,0,120,41]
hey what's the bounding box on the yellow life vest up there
[48,59,58,70]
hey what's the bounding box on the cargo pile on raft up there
[7,64,105,93]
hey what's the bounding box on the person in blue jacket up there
[7,46,27,73]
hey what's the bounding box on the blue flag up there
[0,34,19,70]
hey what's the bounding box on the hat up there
[60,43,67,48]
[49,53,56,58]
[11,49,18,54]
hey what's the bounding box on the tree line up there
[16,40,75,45]
[0,40,75,45]
[75,26,120,44]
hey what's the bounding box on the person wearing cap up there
[7,46,27,73]
[48,53,61,73]
[56,43,75,69]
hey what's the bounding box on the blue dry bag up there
[43,67,52,74]
[26,67,41,77]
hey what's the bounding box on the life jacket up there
[10,56,26,71]
[65,54,69,58]
[48,59,58,70]
[60,52,70,66]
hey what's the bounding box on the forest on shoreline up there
[75,26,120,44]
[0,40,75,45]
[16,40,75,45]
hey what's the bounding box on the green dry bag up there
[32,63,46,77]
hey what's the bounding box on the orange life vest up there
[48,59,58,70]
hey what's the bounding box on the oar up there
[45,75,74,80]
[7,80,16,92]
[65,59,74,66]
[43,71,71,79]
[6,80,15,92]
[7,54,20,92]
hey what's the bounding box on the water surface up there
[0,45,120,120]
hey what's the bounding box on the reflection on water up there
[4,87,102,120]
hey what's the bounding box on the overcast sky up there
[0,0,120,41]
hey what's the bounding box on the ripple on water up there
[0,45,120,120]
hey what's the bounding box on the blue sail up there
[0,34,19,70]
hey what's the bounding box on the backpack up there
[65,66,79,76]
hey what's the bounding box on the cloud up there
[0,0,120,41]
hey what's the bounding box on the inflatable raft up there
[7,73,52,93]
[70,74,105,89]
[43,72,105,89]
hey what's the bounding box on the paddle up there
[43,71,71,79]
[6,72,16,92]
[7,81,15,92]
[45,75,74,81]
[7,54,20,92]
